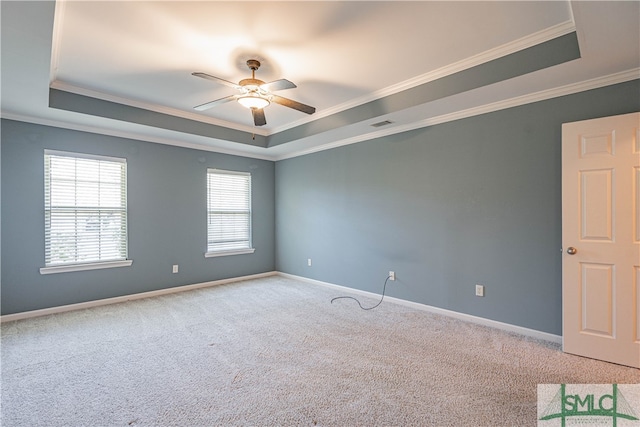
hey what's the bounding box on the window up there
[206,169,254,257]
[40,150,131,274]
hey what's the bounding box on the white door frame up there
[562,112,640,368]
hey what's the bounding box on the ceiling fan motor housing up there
[239,78,266,88]
[241,60,268,95]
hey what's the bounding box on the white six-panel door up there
[562,112,640,368]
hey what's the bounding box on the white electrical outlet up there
[389,271,395,281]
[172,265,179,274]
[307,258,312,267]
[475,284,484,297]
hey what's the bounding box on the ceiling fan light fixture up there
[192,59,315,126]
[237,94,270,110]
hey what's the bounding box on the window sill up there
[205,248,255,258]
[40,260,133,275]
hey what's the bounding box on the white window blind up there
[207,169,252,255]
[44,150,128,267]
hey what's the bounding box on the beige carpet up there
[1,275,638,426]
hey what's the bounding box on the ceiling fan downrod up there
[247,59,260,79]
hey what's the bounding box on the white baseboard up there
[0,271,278,323]
[278,272,562,344]
[1,270,563,344]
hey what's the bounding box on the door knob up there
[566,247,577,255]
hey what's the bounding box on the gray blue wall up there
[1,120,275,314]
[2,81,639,333]
[275,80,640,335]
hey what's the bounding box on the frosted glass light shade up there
[237,94,270,110]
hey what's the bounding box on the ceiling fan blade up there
[271,95,316,115]
[192,72,240,90]
[260,79,296,92]
[252,108,267,126]
[194,95,236,111]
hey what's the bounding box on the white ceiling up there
[2,1,639,160]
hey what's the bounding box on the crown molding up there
[49,0,267,137]
[273,20,578,135]
[49,80,269,137]
[49,9,575,139]
[0,111,274,161]
[367,21,578,102]
[6,69,636,163]
[275,68,640,161]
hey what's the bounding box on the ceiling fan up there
[192,59,316,126]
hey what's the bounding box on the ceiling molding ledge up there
[268,31,581,148]
[5,69,635,164]
[48,88,270,148]
[0,111,274,161]
[275,68,640,161]
[49,0,266,137]
[6,68,640,165]
[49,80,267,137]
[273,20,578,134]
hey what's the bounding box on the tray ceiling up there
[2,1,639,160]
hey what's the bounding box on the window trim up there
[204,248,255,258]
[39,260,133,275]
[44,149,126,165]
[205,168,254,258]
[41,149,131,274]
